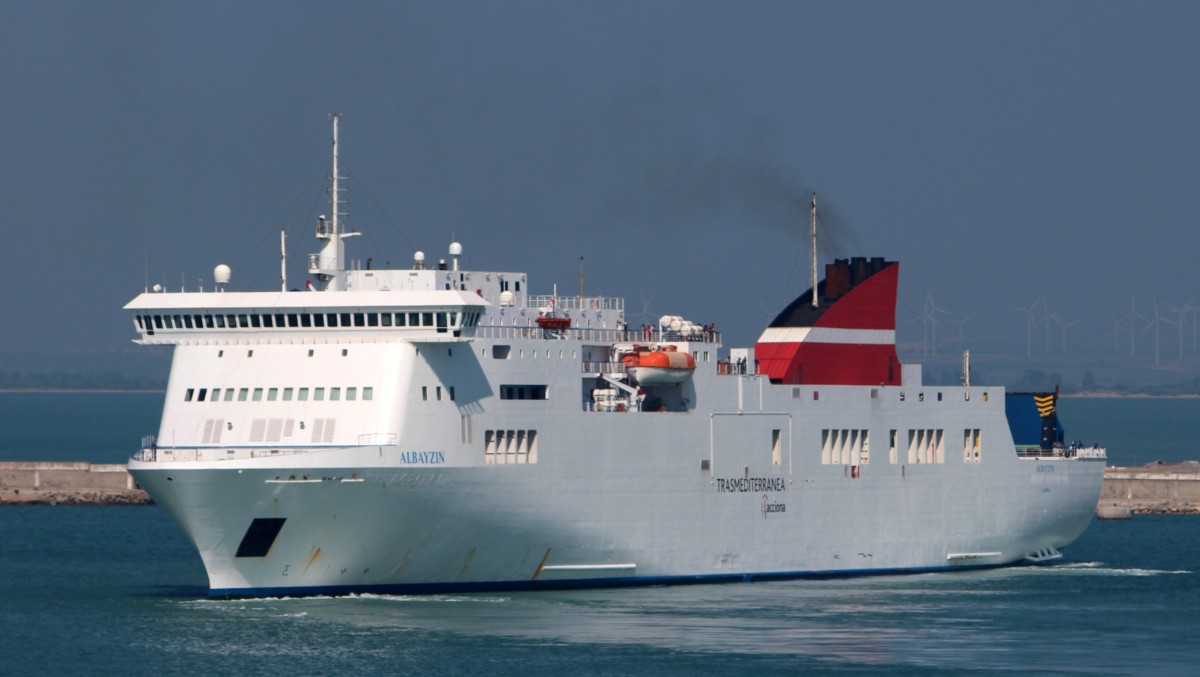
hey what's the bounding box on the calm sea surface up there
[1,392,1198,675]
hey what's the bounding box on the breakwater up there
[0,462,150,505]
[1099,461,1200,515]
[2,461,1199,513]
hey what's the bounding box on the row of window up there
[816,428,985,466]
[196,417,336,444]
[184,386,374,402]
[794,388,992,403]
[484,429,539,464]
[138,310,481,335]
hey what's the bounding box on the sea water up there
[1,392,1198,675]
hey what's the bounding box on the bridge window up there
[253,388,263,401]
[500,385,548,400]
[330,387,341,401]
[298,387,309,401]
[238,388,248,401]
[347,387,357,401]
[314,387,325,401]
[184,388,194,402]
[363,387,373,400]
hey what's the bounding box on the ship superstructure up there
[126,118,1106,597]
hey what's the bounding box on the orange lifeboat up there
[621,346,695,385]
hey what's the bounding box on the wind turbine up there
[916,290,958,356]
[1117,294,1146,357]
[1165,299,1196,361]
[1013,296,1046,356]
[1106,311,1123,352]
[943,312,972,352]
[1048,314,1078,353]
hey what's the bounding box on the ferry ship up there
[126,117,1106,597]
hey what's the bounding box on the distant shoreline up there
[0,389,165,394]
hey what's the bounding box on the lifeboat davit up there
[621,346,696,385]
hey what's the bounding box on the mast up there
[810,193,819,309]
[330,114,341,240]
[280,226,287,291]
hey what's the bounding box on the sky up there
[3,1,1199,374]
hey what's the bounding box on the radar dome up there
[499,291,515,307]
[449,242,463,256]
[214,264,232,285]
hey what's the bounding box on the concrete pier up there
[0,462,150,505]
[1099,462,1200,515]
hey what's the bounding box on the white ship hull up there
[124,118,1105,597]
[128,353,1104,596]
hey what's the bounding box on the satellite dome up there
[214,264,232,285]
[449,242,463,256]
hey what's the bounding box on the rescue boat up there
[621,345,696,385]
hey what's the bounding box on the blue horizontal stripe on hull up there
[208,561,1017,599]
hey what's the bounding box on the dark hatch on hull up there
[235,518,287,558]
